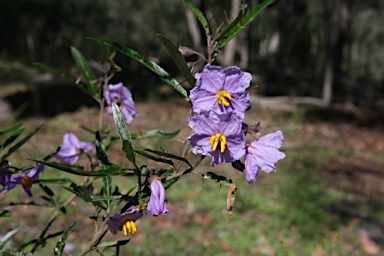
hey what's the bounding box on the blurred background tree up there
[0,0,383,114]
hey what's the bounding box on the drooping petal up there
[27,163,45,182]
[107,208,146,235]
[147,176,168,216]
[244,131,286,184]
[79,142,93,153]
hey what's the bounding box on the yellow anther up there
[216,91,232,106]
[21,176,33,188]
[122,220,137,236]
[209,133,227,153]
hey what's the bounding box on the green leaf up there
[246,84,258,91]
[91,195,122,201]
[158,34,195,87]
[132,129,180,139]
[70,46,97,95]
[53,220,78,256]
[0,210,12,218]
[34,178,73,184]
[97,240,130,247]
[163,178,179,190]
[0,127,25,154]
[95,131,110,170]
[39,184,55,197]
[0,227,23,250]
[102,175,113,209]
[2,124,43,160]
[182,0,211,39]
[112,102,136,164]
[135,150,174,166]
[218,0,275,49]
[62,186,106,209]
[200,171,234,185]
[216,4,247,41]
[87,37,189,100]
[143,149,192,167]
[34,62,87,94]
[0,124,23,138]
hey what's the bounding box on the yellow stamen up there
[209,133,227,153]
[216,91,232,107]
[21,176,33,188]
[122,220,137,236]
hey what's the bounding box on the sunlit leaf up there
[112,102,136,164]
[158,34,195,87]
[200,171,234,185]
[87,37,189,100]
[218,0,275,49]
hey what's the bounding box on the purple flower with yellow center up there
[0,163,44,196]
[245,131,286,184]
[147,175,168,216]
[104,82,138,124]
[187,111,246,167]
[190,65,252,118]
[107,208,146,236]
[55,133,93,165]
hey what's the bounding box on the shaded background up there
[1,0,384,255]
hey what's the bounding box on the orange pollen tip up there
[21,176,33,188]
[216,91,232,106]
[209,133,227,152]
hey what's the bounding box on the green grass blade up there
[218,0,275,49]
[158,34,195,87]
[182,0,211,39]
[87,37,189,100]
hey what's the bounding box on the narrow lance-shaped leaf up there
[97,240,130,247]
[0,124,23,138]
[216,4,247,41]
[53,220,78,256]
[87,38,189,101]
[134,150,174,166]
[62,186,106,209]
[0,210,12,218]
[183,0,211,39]
[70,46,97,96]
[2,124,43,160]
[143,148,192,167]
[0,227,24,250]
[218,0,276,49]
[158,34,195,87]
[112,102,136,164]
[33,62,88,94]
[0,127,25,154]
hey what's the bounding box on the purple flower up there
[245,131,286,184]
[55,133,93,165]
[107,208,146,236]
[104,82,138,124]
[190,65,252,118]
[0,163,44,196]
[187,111,246,167]
[147,175,168,216]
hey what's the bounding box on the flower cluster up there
[188,64,285,184]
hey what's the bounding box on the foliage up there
[0,1,288,255]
